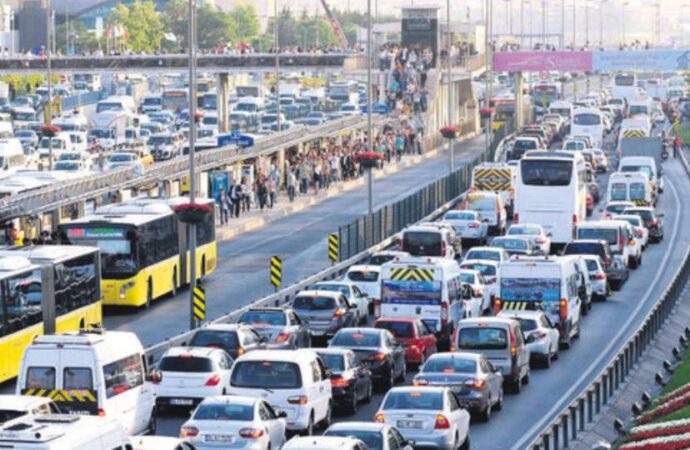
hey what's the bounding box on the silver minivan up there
[453,317,530,393]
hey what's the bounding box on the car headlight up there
[119,281,136,299]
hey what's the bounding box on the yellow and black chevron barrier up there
[23,388,97,402]
[674,118,681,131]
[501,301,531,310]
[390,267,435,282]
[270,256,282,288]
[193,286,206,321]
[622,129,646,138]
[328,234,339,263]
[473,168,511,191]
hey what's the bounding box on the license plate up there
[397,420,423,429]
[205,434,234,443]
[170,399,193,406]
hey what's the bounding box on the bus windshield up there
[521,160,573,186]
[61,226,137,278]
[573,113,601,126]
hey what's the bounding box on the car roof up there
[163,346,219,358]
[235,349,315,363]
[296,290,343,298]
[388,386,447,394]
[458,317,516,326]
[374,317,418,324]
[427,351,480,361]
[466,246,503,253]
[314,348,352,356]
[284,436,364,449]
[326,421,387,432]
[460,259,500,266]
[198,395,258,406]
[347,265,381,272]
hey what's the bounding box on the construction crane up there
[319,0,350,49]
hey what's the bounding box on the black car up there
[189,324,265,359]
[328,328,406,391]
[316,348,373,414]
[624,207,664,243]
[564,239,629,290]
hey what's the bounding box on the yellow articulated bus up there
[0,245,102,383]
[57,197,217,308]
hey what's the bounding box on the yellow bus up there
[0,245,102,383]
[57,197,217,308]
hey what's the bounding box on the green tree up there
[197,4,235,50]
[162,0,187,49]
[230,3,260,44]
[107,1,163,53]
[55,21,99,54]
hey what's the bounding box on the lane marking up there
[511,164,683,450]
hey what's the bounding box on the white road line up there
[511,168,683,450]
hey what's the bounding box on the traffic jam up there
[0,68,680,450]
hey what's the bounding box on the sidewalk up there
[215,132,478,241]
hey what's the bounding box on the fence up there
[60,91,103,110]
[338,125,512,260]
[526,146,690,450]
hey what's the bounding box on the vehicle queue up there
[0,71,680,450]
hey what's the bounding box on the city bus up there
[532,82,561,114]
[571,108,605,149]
[514,152,587,249]
[57,197,217,308]
[0,245,102,383]
[612,73,639,101]
[161,89,189,110]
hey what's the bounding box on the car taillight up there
[333,308,346,318]
[619,234,624,251]
[368,353,387,362]
[595,273,606,280]
[510,329,517,357]
[180,426,199,438]
[205,374,221,386]
[442,240,447,257]
[434,414,451,430]
[413,379,428,386]
[560,298,568,322]
[97,408,106,417]
[647,220,657,227]
[239,428,265,439]
[494,298,502,315]
[237,347,246,356]
[473,288,482,297]
[464,379,486,389]
[330,376,350,388]
[288,396,308,405]
[275,332,290,343]
[514,213,519,224]
[374,299,381,318]
[374,413,385,423]
[469,222,480,229]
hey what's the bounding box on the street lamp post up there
[447,0,454,175]
[541,0,546,48]
[585,0,589,48]
[366,0,373,215]
[572,0,576,50]
[46,0,53,171]
[188,0,198,330]
[528,0,533,48]
[274,0,281,133]
[560,0,565,49]
[520,0,525,47]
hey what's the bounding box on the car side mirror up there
[405,441,416,449]
[525,334,536,344]
[276,409,288,418]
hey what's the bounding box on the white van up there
[0,139,26,173]
[380,256,470,348]
[38,134,71,160]
[606,171,653,207]
[16,330,156,435]
[96,96,137,115]
[227,350,332,435]
[619,156,663,194]
[496,256,582,348]
[0,414,130,450]
[400,223,461,260]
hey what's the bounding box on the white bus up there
[515,152,587,248]
[611,73,639,102]
[571,108,605,149]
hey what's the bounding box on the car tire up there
[382,366,395,391]
[303,413,314,436]
[494,388,504,411]
[147,406,158,435]
[396,361,407,382]
[479,399,492,422]
[581,301,589,316]
[511,377,522,394]
[630,256,639,269]
[523,369,530,385]
[347,390,358,415]
[363,379,373,403]
[460,435,471,450]
[543,352,552,368]
[319,403,332,430]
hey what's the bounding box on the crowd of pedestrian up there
[378,44,432,115]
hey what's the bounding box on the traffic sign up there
[193,286,206,321]
[218,131,255,148]
[674,117,681,131]
[328,233,339,263]
[270,256,282,288]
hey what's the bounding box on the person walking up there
[217,187,229,225]
[230,182,242,218]
[257,176,268,210]
[267,175,276,208]
[287,165,297,202]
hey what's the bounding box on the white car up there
[459,268,492,313]
[611,214,649,250]
[442,210,489,245]
[312,281,370,324]
[180,396,287,450]
[344,265,381,303]
[283,436,368,450]
[155,347,234,410]
[227,350,332,435]
[463,246,510,266]
[375,386,470,450]
[0,395,60,424]
[506,223,552,255]
[459,259,500,300]
[581,255,609,301]
[130,436,196,450]
[325,422,415,450]
[498,310,560,368]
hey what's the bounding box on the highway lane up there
[104,133,489,345]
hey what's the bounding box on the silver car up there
[506,223,552,255]
[581,255,609,300]
[498,310,560,368]
[237,307,311,349]
[442,210,489,245]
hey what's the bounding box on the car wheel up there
[581,301,589,316]
[347,389,358,415]
[459,434,471,450]
[319,403,332,429]
[396,361,407,382]
[523,369,530,385]
[630,256,639,269]
[363,379,373,403]
[494,388,504,411]
[638,255,642,267]
[479,398,492,422]
[543,352,552,368]
[303,413,314,436]
[511,377,522,394]
[147,406,158,435]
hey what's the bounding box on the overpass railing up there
[0,115,381,222]
[60,91,104,110]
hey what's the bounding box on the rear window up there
[422,357,476,374]
[231,361,302,389]
[331,331,381,348]
[493,239,527,250]
[193,403,254,421]
[630,183,646,200]
[460,272,476,284]
[0,410,24,423]
[445,211,476,221]
[63,368,92,390]
[347,271,379,282]
[624,209,654,222]
[402,231,442,256]
[312,284,351,298]
[564,243,606,258]
[514,139,537,150]
[465,250,500,262]
[508,226,540,236]
[25,367,56,390]
[159,356,215,373]
[238,311,286,326]
[516,319,538,332]
[317,353,345,372]
[521,159,573,186]
[375,321,414,338]
[577,228,618,246]
[382,391,443,410]
[461,263,497,276]
[293,296,336,310]
[190,330,239,351]
[457,327,508,350]
[466,196,496,210]
[610,183,627,201]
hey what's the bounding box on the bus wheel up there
[201,257,206,281]
[79,318,85,330]
[144,280,153,309]
[171,269,178,297]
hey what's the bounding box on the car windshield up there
[15,130,34,138]
[193,403,254,421]
[347,271,379,282]
[461,263,497,276]
[610,183,627,201]
[516,318,538,332]
[445,211,476,221]
[317,353,345,372]
[238,311,286,326]
[577,228,618,246]
[325,430,383,450]
[466,196,496,210]
[313,284,350,298]
[458,327,508,350]
[0,410,25,423]
[189,330,239,352]
[89,128,112,139]
[573,113,601,125]
[331,331,381,348]
[230,361,302,389]
[293,296,336,310]
[54,162,79,171]
[565,141,584,150]
[382,391,443,410]
[149,136,173,146]
[375,321,414,338]
[624,209,654,222]
[159,356,214,373]
[508,226,540,236]
[514,139,537,150]
[521,159,573,186]
[59,153,80,161]
[465,250,500,262]
[423,357,476,373]
[109,154,132,162]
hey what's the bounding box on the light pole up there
[447,0,454,174]
[366,0,373,215]
[274,0,281,133]
[188,0,198,330]
[584,0,589,49]
[528,0,533,48]
[486,0,494,148]
[572,0,576,50]
[560,0,564,49]
[520,0,526,47]
[598,1,604,49]
[541,0,546,48]
[46,0,53,171]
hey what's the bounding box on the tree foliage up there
[107,1,163,53]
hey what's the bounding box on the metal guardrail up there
[527,149,690,450]
[60,91,103,110]
[0,115,382,222]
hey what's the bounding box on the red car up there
[374,317,438,365]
